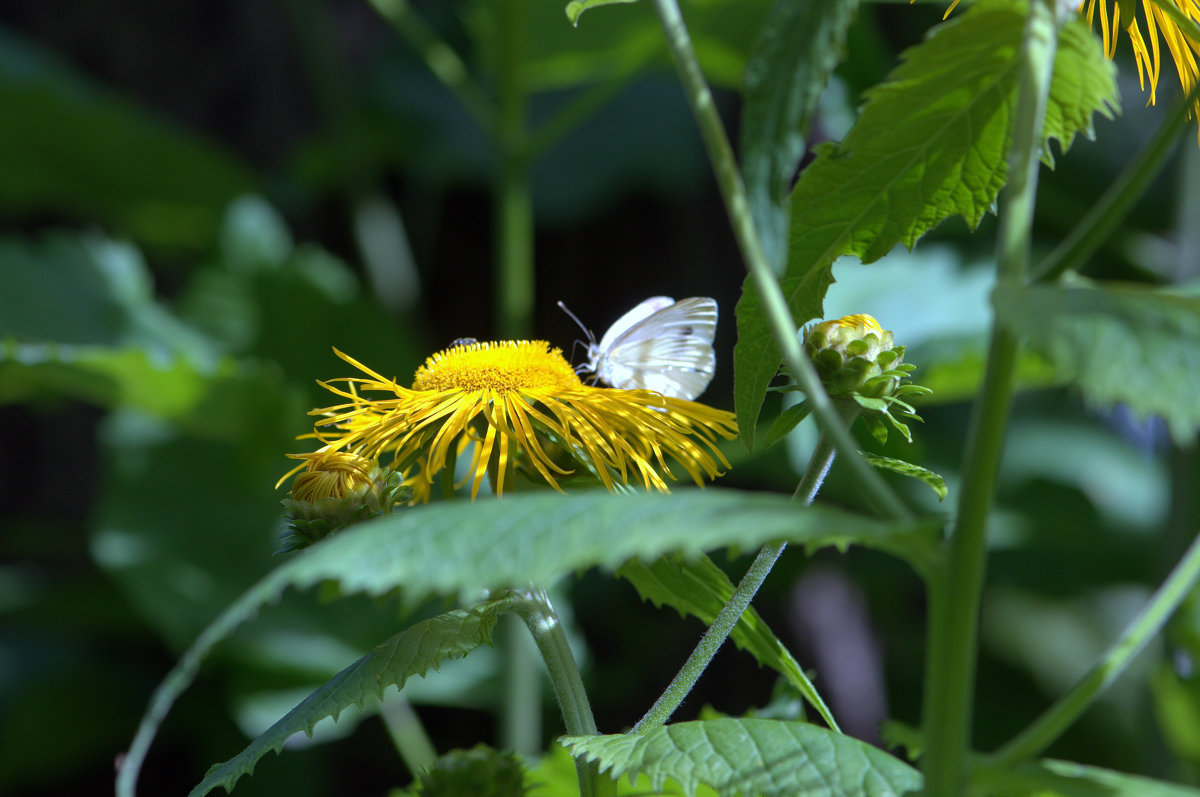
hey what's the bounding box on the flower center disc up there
[412,340,583,393]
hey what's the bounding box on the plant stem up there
[983,531,1200,770]
[500,614,542,756]
[494,0,534,340]
[919,2,1057,794]
[1030,83,1199,283]
[649,0,909,522]
[366,0,496,135]
[379,694,438,775]
[632,424,842,733]
[513,590,614,797]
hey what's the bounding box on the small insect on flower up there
[558,296,718,401]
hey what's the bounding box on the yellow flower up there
[275,448,414,551]
[284,448,378,503]
[287,341,737,500]
[1082,0,1199,131]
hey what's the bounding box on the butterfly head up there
[557,300,600,377]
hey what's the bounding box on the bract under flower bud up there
[796,314,931,444]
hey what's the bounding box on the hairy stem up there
[513,590,614,797]
[919,2,1057,794]
[649,0,909,522]
[632,423,842,733]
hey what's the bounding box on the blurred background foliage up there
[0,0,1197,795]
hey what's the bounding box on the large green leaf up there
[994,279,1200,443]
[618,553,839,731]
[118,490,936,796]
[190,600,513,797]
[739,0,858,275]
[971,759,1200,796]
[733,2,1118,443]
[563,718,922,796]
[0,28,255,249]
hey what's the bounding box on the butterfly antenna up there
[556,301,597,372]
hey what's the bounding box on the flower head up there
[1082,0,1200,137]
[276,448,412,552]
[284,341,737,501]
[796,314,931,444]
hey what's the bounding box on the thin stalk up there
[379,695,438,775]
[512,590,615,797]
[1030,83,1199,283]
[649,0,909,522]
[632,421,843,733]
[919,2,1057,795]
[366,0,496,135]
[983,531,1200,770]
[500,614,542,756]
[494,0,535,340]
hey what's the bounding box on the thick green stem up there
[632,422,843,733]
[513,590,614,797]
[983,531,1200,770]
[919,2,1057,794]
[649,0,909,522]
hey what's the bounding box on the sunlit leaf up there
[563,718,922,796]
[119,490,938,796]
[733,2,1117,442]
[565,0,641,27]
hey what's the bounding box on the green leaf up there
[617,553,839,731]
[994,279,1200,443]
[733,2,1118,442]
[565,0,641,27]
[739,0,858,275]
[529,742,716,796]
[120,490,939,797]
[563,718,922,796]
[865,454,947,501]
[763,399,811,448]
[972,759,1200,796]
[190,600,512,797]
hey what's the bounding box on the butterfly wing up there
[596,296,676,352]
[597,297,718,400]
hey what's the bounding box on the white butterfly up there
[560,296,718,400]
